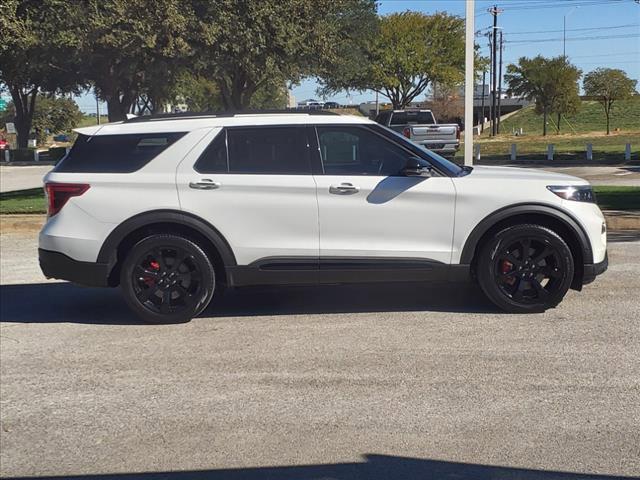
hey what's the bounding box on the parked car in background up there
[375,109,460,158]
[323,101,340,109]
[39,111,607,323]
[53,134,70,142]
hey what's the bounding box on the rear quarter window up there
[56,132,186,173]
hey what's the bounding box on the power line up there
[498,0,630,10]
[505,23,638,35]
[506,33,640,44]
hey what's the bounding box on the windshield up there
[374,125,464,177]
[390,111,435,125]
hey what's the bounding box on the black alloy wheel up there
[121,234,215,323]
[477,224,574,313]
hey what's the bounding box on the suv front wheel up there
[477,224,575,313]
[120,234,215,323]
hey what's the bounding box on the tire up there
[476,224,574,313]
[120,234,216,324]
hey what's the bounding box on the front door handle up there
[329,183,359,195]
[189,179,221,190]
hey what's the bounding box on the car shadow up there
[2,454,629,480]
[0,280,498,325]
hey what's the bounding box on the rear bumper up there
[582,251,608,286]
[414,141,459,154]
[39,248,110,287]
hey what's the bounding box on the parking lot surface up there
[1,227,639,478]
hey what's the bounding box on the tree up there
[0,0,84,147]
[319,12,465,109]
[170,73,288,112]
[191,0,377,110]
[583,68,637,135]
[79,0,193,121]
[505,56,581,136]
[1,96,83,145]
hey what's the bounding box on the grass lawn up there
[0,188,46,214]
[1,185,638,215]
[593,186,640,211]
[458,98,640,163]
[499,97,640,136]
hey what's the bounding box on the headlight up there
[547,185,596,203]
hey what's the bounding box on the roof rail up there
[124,109,340,123]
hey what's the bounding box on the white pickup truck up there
[375,109,460,158]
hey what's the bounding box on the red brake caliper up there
[143,260,161,287]
[501,260,516,285]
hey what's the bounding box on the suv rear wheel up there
[477,224,574,313]
[120,234,215,323]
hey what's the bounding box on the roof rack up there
[124,109,340,123]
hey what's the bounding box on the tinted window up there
[226,127,309,174]
[317,126,411,176]
[194,130,227,173]
[390,111,435,125]
[56,133,186,173]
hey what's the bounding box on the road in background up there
[0,165,52,193]
[1,218,639,477]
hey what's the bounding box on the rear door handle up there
[329,183,359,195]
[189,179,221,190]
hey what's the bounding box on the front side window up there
[316,126,411,176]
[56,132,186,173]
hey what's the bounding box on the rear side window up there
[56,132,186,173]
[390,111,435,125]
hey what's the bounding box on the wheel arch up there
[461,203,593,289]
[98,210,236,287]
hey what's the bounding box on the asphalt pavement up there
[1,224,639,479]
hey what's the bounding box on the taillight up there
[456,126,461,140]
[45,182,90,217]
[402,127,411,138]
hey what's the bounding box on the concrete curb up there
[2,212,638,235]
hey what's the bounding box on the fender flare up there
[459,203,593,265]
[97,209,237,268]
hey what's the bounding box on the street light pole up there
[563,6,579,57]
[464,0,475,166]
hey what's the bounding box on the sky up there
[293,0,640,105]
[26,0,639,113]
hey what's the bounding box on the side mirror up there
[401,157,432,177]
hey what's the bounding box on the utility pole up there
[487,31,493,136]
[375,91,379,117]
[497,30,504,134]
[489,5,502,136]
[481,69,486,133]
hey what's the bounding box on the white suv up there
[39,111,608,323]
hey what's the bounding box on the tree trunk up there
[605,106,610,135]
[9,86,37,149]
[556,112,561,134]
[105,89,136,122]
[542,108,548,136]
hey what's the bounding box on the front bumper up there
[39,248,110,287]
[582,251,608,286]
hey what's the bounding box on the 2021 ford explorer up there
[39,111,608,323]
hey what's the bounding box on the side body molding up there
[97,209,237,269]
[459,203,594,265]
